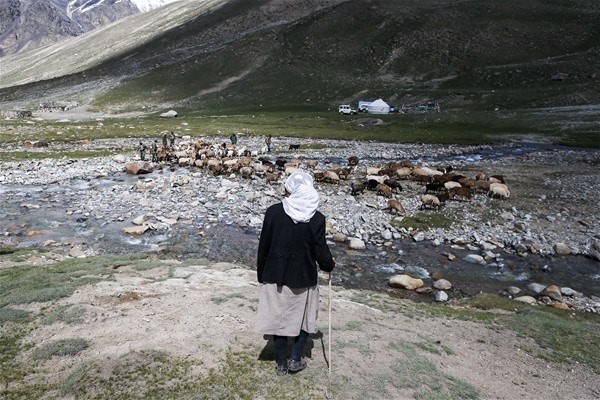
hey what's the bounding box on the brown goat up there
[376,183,393,198]
[449,186,473,200]
[385,199,406,215]
[265,172,281,183]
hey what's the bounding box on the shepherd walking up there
[255,171,335,376]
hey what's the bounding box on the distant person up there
[230,132,238,145]
[138,142,147,161]
[169,131,176,148]
[151,140,158,163]
[162,133,168,148]
[255,171,335,376]
[266,134,272,152]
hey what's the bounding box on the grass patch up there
[0,247,48,262]
[507,309,600,372]
[392,212,455,230]
[40,305,86,325]
[210,292,246,305]
[417,294,600,373]
[413,339,455,356]
[0,247,18,255]
[0,329,30,387]
[33,338,89,360]
[1,108,598,149]
[0,254,148,308]
[55,347,318,399]
[389,341,479,399]
[0,149,125,162]
[0,307,31,324]
[351,291,600,373]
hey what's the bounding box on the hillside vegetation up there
[0,0,599,124]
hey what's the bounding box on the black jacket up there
[257,203,335,288]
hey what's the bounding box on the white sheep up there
[444,181,462,190]
[395,167,412,179]
[420,194,442,209]
[489,185,510,198]
[366,174,388,184]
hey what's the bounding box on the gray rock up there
[464,254,484,264]
[560,287,583,298]
[541,284,562,301]
[412,231,425,242]
[435,291,449,302]
[433,279,452,290]
[514,295,537,305]
[554,243,571,255]
[348,238,366,250]
[501,212,515,221]
[160,110,178,118]
[389,274,424,290]
[504,286,521,296]
[69,247,86,258]
[527,282,546,294]
[333,233,347,243]
[132,215,147,225]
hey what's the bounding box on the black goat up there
[350,181,367,196]
[383,178,403,192]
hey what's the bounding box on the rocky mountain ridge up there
[0,0,178,57]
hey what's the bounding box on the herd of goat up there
[157,139,510,214]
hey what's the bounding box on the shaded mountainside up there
[1,0,599,113]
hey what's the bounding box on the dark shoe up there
[288,358,307,373]
[276,364,288,376]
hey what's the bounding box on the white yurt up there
[367,98,390,114]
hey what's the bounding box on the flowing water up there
[1,142,598,299]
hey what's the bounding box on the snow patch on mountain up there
[130,0,180,13]
[66,0,178,18]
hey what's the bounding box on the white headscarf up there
[282,171,320,224]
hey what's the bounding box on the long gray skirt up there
[255,283,319,337]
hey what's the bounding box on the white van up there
[338,105,357,115]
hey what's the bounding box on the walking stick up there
[325,271,333,399]
[328,271,332,374]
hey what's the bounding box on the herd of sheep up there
[148,138,511,215]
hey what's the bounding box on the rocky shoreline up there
[1,135,599,312]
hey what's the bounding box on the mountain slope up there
[1,0,599,113]
[0,0,179,57]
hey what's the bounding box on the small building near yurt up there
[367,98,390,114]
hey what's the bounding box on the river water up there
[1,141,598,299]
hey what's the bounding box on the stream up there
[1,164,598,299]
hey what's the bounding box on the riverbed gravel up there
[1,134,599,310]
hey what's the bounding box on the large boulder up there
[464,254,485,264]
[554,243,571,255]
[435,291,449,302]
[541,285,562,301]
[348,238,366,250]
[160,110,178,118]
[514,296,537,305]
[125,162,153,175]
[433,279,452,290]
[123,225,150,235]
[389,274,424,290]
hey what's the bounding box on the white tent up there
[367,98,390,114]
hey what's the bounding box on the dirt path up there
[12,258,598,399]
